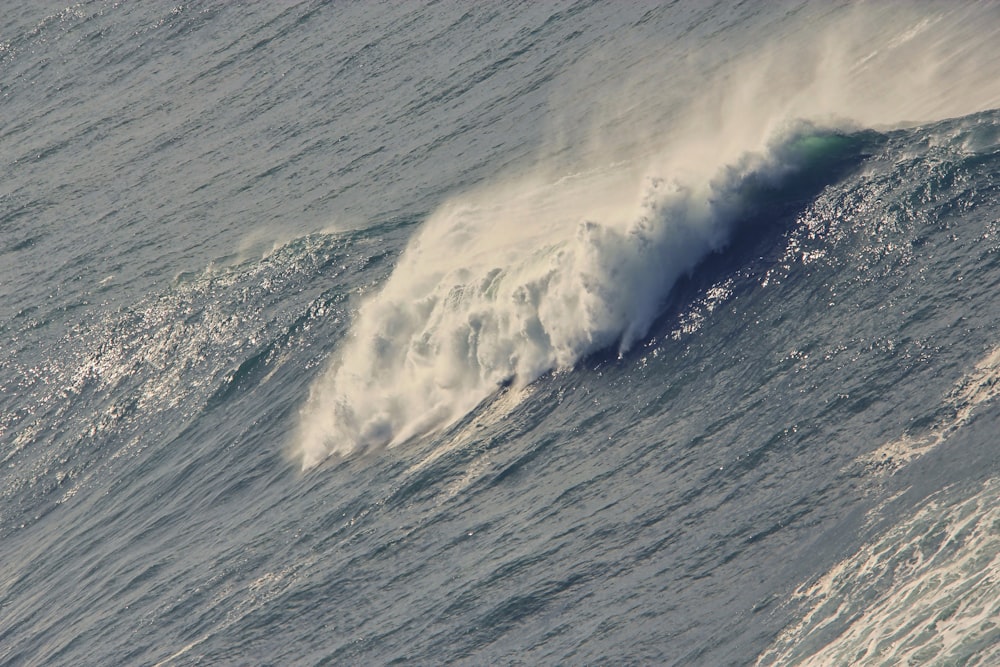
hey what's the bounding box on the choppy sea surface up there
[3,1,1000,665]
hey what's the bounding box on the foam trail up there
[757,480,1000,666]
[295,3,1000,468]
[856,345,1000,476]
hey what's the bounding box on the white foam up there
[760,343,1000,665]
[757,479,1000,666]
[857,345,1000,475]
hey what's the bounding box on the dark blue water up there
[3,2,1000,665]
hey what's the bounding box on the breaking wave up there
[295,126,865,467]
[295,1,1000,468]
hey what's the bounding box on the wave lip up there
[295,124,864,468]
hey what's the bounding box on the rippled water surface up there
[2,1,1000,664]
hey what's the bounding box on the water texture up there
[2,1,1000,665]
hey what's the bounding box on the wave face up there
[2,1,1000,666]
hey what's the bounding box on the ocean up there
[2,1,1000,664]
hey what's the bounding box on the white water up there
[758,479,1000,666]
[295,2,1000,467]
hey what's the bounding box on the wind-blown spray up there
[295,2,1000,468]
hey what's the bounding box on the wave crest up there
[294,124,858,468]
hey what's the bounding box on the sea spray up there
[295,1,1000,468]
